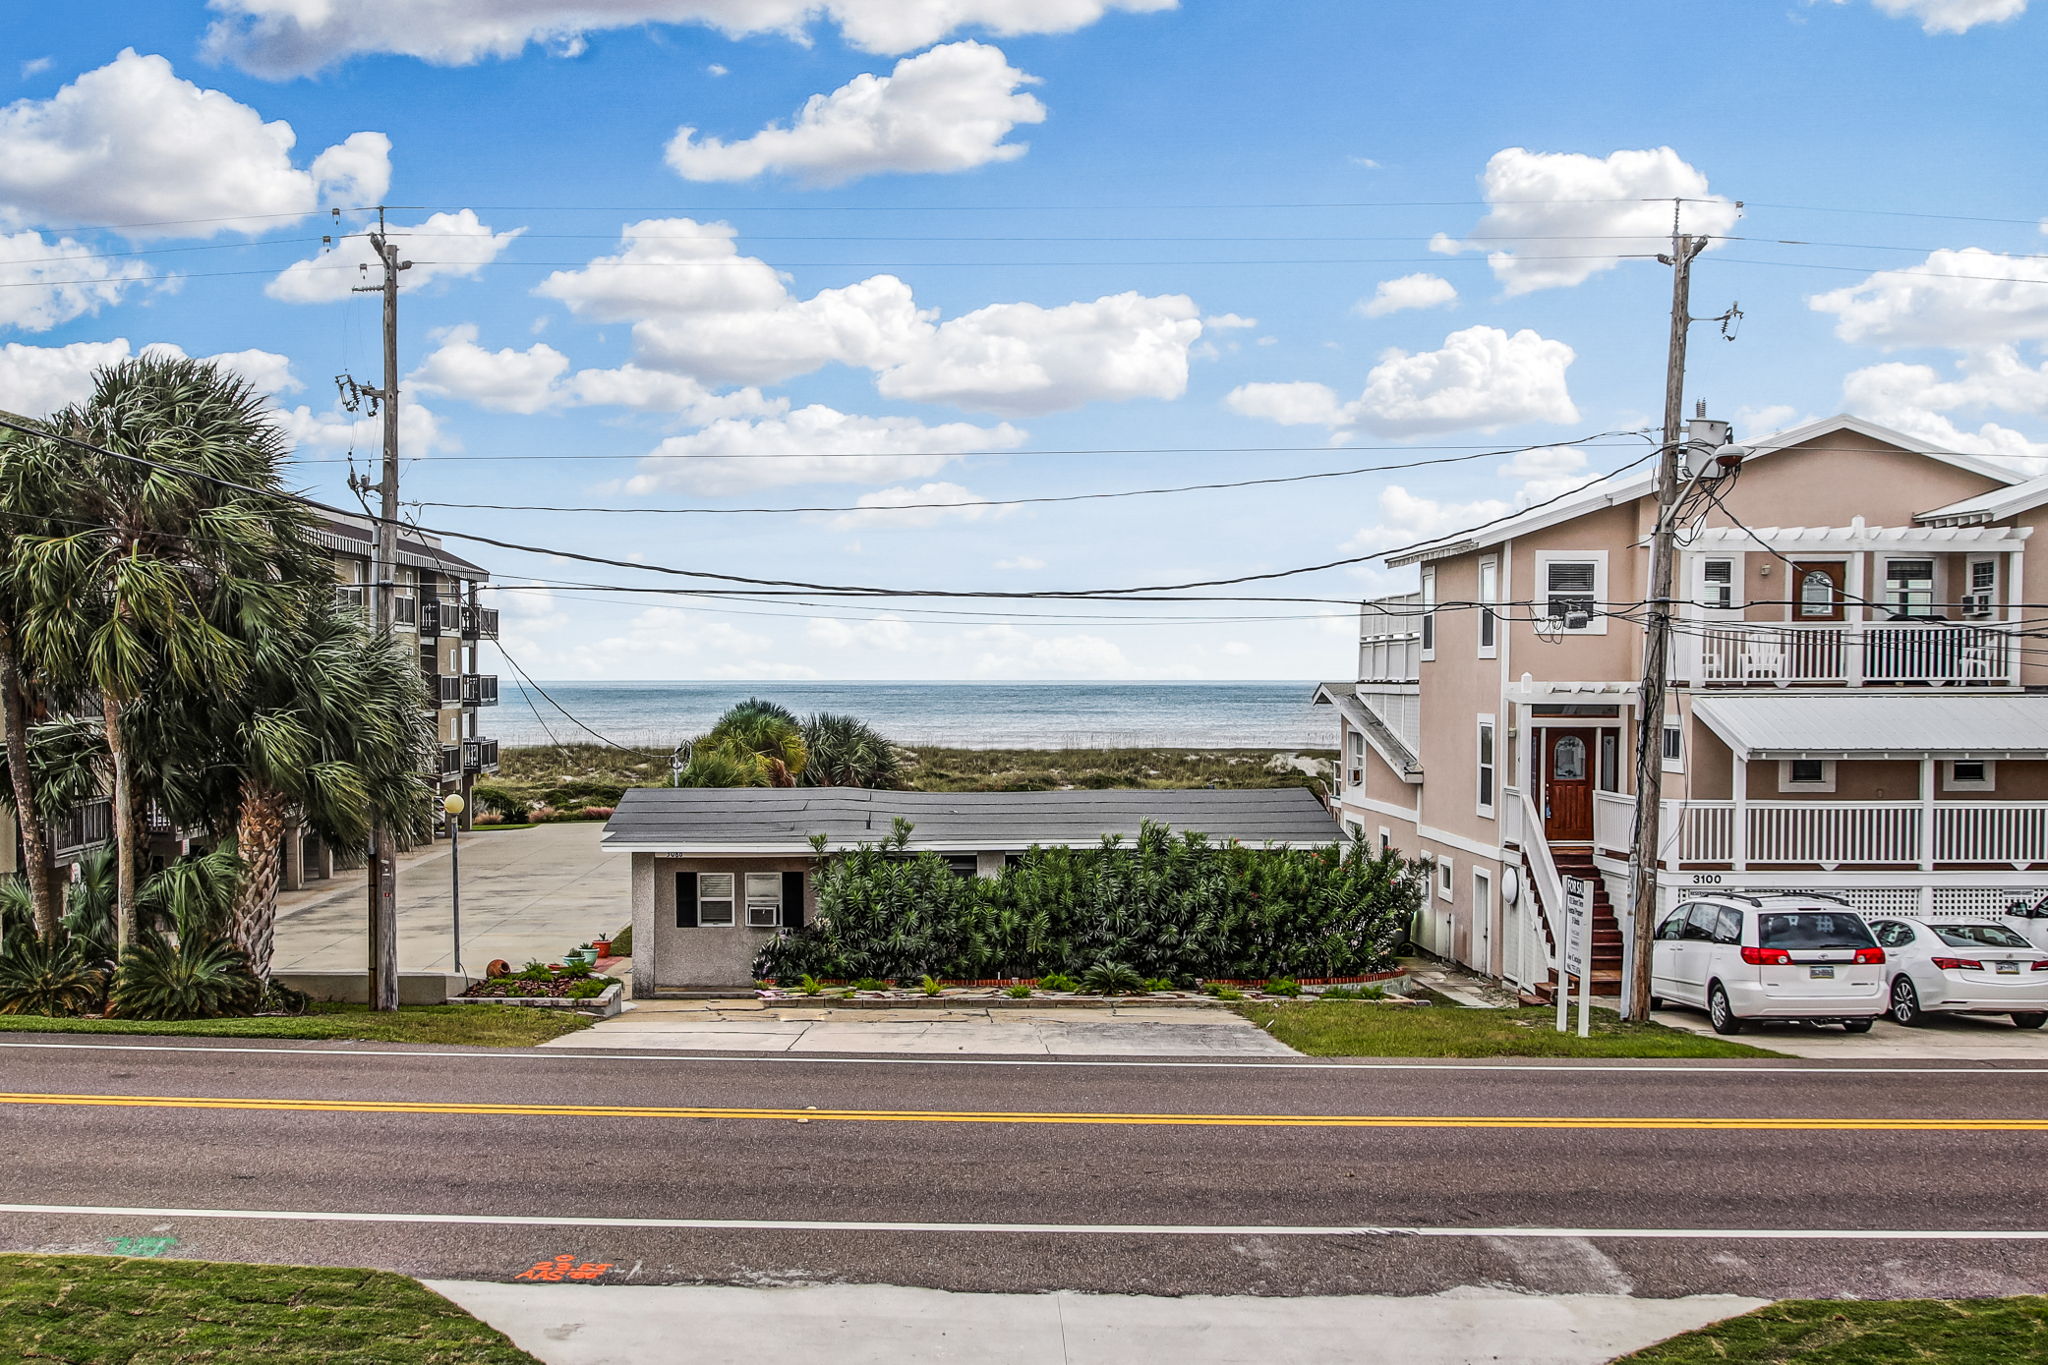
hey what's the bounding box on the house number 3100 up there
[1690,873,1723,885]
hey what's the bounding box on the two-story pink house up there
[1315,415,2048,998]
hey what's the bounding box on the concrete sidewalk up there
[273,823,627,974]
[434,1280,1762,1365]
[538,998,1299,1056]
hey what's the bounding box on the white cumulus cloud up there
[204,0,1179,75]
[268,210,523,304]
[623,405,1025,495]
[1825,0,2029,33]
[1810,247,2048,348]
[409,325,572,415]
[0,51,387,238]
[0,339,296,416]
[1437,147,1739,295]
[1227,325,1579,437]
[1842,349,2048,472]
[1357,273,1457,318]
[667,42,1044,187]
[828,480,1008,528]
[0,230,152,332]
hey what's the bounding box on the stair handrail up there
[1518,787,1567,973]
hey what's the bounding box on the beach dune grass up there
[1617,1296,2048,1363]
[0,1002,596,1047]
[1238,1000,1781,1058]
[0,1254,540,1363]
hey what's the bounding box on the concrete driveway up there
[540,999,1299,1056]
[272,823,627,974]
[1653,1003,2048,1059]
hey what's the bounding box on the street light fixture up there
[442,794,465,977]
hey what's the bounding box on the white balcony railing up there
[1593,790,1633,854]
[1685,621,2015,687]
[1663,800,2048,869]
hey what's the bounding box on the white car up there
[1650,893,1886,1035]
[1867,918,2048,1030]
[2000,895,2048,953]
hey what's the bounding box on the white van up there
[1650,892,1886,1035]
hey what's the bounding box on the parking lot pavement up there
[537,999,1300,1056]
[1652,1005,2048,1059]
[433,1280,1764,1365]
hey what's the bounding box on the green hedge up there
[755,821,1419,984]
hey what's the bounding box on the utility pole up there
[354,210,411,1012]
[1624,210,1707,1022]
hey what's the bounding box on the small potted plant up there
[574,942,596,966]
[590,937,612,960]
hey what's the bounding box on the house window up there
[1701,558,1735,610]
[1420,567,1436,659]
[1476,718,1497,817]
[1378,826,1392,852]
[1598,730,1621,793]
[1438,855,1455,902]
[1347,727,1366,791]
[697,872,737,926]
[1795,563,1845,621]
[1662,724,1683,772]
[745,871,784,927]
[1964,560,1998,619]
[1884,558,1936,618]
[1944,760,1996,792]
[1478,558,1499,657]
[1779,759,1837,793]
[1536,553,1605,633]
[1344,819,1363,841]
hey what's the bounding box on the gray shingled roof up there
[602,786,1340,853]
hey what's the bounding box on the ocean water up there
[494,681,1331,751]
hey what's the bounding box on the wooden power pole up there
[1625,214,1707,1021]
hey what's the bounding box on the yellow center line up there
[4,1091,2047,1130]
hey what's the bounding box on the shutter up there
[675,871,698,928]
[781,871,806,928]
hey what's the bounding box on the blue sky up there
[4,0,2045,681]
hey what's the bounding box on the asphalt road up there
[4,1034,2048,1299]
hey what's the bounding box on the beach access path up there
[271,823,626,975]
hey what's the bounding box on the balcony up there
[463,737,500,774]
[433,673,462,707]
[47,799,112,861]
[435,743,462,778]
[1357,592,1422,684]
[457,603,500,640]
[1681,621,2017,688]
[461,674,499,707]
[1662,799,2048,870]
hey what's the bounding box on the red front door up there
[1544,728,1594,843]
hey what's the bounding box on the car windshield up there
[1757,912,1876,950]
[1933,922,2032,949]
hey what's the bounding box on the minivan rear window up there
[1933,922,2031,949]
[1758,912,1877,950]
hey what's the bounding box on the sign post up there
[1560,876,1592,1036]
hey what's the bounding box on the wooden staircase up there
[1525,847,1624,1005]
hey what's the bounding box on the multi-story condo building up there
[1315,415,2048,998]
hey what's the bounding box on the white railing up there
[1357,593,1422,683]
[1663,800,2048,868]
[1684,621,2014,687]
[1593,791,1634,854]
[1518,788,1567,973]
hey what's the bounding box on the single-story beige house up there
[601,787,1342,994]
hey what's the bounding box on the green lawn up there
[1236,1000,1781,1058]
[0,1002,596,1048]
[0,1254,539,1363]
[1618,1296,2048,1363]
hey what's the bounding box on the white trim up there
[743,870,783,928]
[1476,714,1498,820]
[1477,556,1499,658]
[697,870,737,927]
[1534,550,1609,635]
[1943,759,1996,793]
[1419,566,1437,661]
[1437,854,1455,902]
[1347,795,1508,864]
[1778,759,1837,793]
[1661,722,1684,775]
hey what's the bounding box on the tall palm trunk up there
[101,694,137,952]
[231,777,289,977]
[0,627,57,940]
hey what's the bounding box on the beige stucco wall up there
[636,853,818,991]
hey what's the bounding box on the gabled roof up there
[1384,415,2020,569]
[602,786,1341,854]
[1919,470,2048,527]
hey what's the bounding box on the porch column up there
[1731,752,1748,872]
[1845,553,1867,687]
[1919,756,1937,915]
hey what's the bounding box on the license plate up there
[1810,965,1835,980]
[1998,961,2021,975]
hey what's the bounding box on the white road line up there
[0,1039,2039,1075]
[0,1202,2042,1240]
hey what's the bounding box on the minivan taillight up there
[1932,956,1984,971]
[1741,946,1792,965]
[1854,947,1885,965]
[2032,960,2048,972]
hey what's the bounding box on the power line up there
[285,439,1652,465]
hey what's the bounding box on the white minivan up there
[1650,892,1887,1034]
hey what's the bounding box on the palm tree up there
[705,699,807,787]
[8,355,316,951]
[800,712,903,789]
[0,417,67,940]
[673,748,772,789]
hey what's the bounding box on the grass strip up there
[0,1253,539,1363]
[1618,1295,2048,1363]
[0,1002,596,1048]
[1237,1000,1781,1058]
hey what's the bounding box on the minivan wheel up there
[1890,977,1924,1027]
[1707,983,1744,1035]
[1842,1017,1875,1034]
[1648,995,1664,1012]
[2012,1012,2047,1031]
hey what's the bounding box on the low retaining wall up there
[447,983,624,1018]
[276,971,474,1006]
